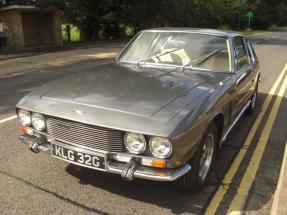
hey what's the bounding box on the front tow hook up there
[121,157,140,181]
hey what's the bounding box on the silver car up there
[16,28,260,193]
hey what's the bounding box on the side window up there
[233,37,249,71]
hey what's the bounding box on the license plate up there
[51,143,106,170]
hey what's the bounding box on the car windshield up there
[119,31,232,72]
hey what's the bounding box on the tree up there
[0,0,286,40]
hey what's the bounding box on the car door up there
[231,36,255,118]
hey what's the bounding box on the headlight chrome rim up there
[149,136,173,159]
[124,132,146,154]
[31,113,46,131]
[18,109,31,126]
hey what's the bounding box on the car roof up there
[142,27,242,37]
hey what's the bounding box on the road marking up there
[227,69,287,214]
[204,63,287,215]
[0,115,17,124]
[270,140,287,215]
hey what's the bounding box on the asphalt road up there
[0,31,287,215]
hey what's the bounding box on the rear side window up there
[233,37,249,71]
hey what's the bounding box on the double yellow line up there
[205,63,287,215]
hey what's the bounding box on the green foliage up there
[0,0,286,41]
[62,24,80,42]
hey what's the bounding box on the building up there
[0,5,63,51]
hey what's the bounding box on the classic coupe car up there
[17,28,260,193]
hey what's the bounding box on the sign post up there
[247,11,254,29]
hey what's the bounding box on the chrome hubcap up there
[199,133,214,181]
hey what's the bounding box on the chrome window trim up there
[246,39,257,65]
[115,31,141,61]
[141,29,230,37]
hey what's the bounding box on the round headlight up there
[18,109,31,126]
[149,137,173,158]
[32,113,45,131]
[124,132,146,154]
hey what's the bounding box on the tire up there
[175,122,218,193]
[246,80,258,114]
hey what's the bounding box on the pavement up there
[0,40,129,61]
[0,42,124,78]
[0,30,287,215]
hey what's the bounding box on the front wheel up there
[175,122,218,193]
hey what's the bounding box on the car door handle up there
[236,72,247,85]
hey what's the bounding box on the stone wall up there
[22,13,53,47]
[1,10,25,50]
[52,10,63,47]
[0,8,63,51]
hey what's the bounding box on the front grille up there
[46,117,125,152]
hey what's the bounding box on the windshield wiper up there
[182,48,224,70]
[136,48,182,67]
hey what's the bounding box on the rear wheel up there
[175,122,218,193]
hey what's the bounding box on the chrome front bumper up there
[19,134,191,182]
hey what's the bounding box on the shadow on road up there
[66,164,202,214]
